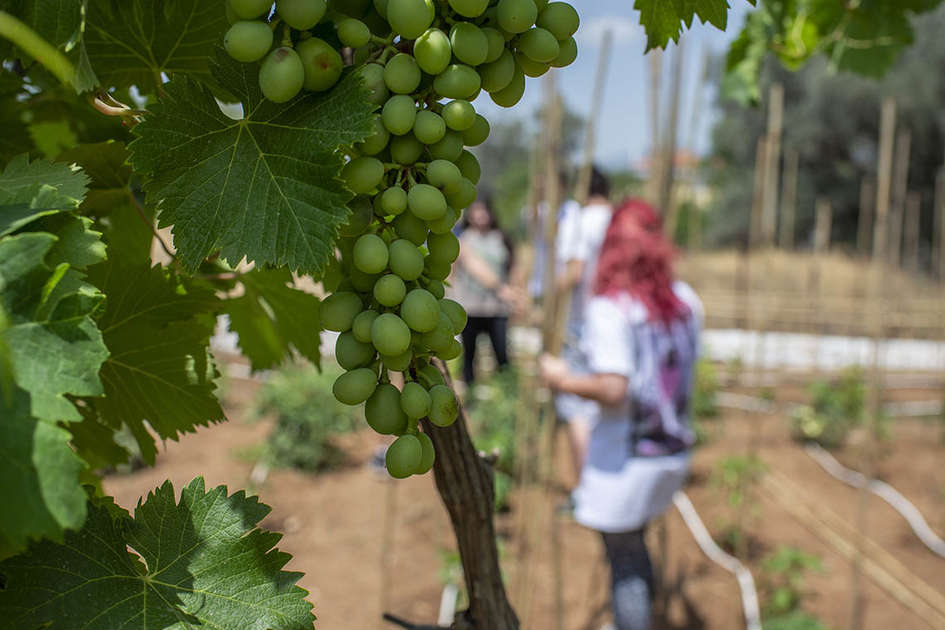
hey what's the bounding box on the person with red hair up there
[540,199,703,630]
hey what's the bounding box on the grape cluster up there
[224,0,578,478]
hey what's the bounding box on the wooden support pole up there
[779,149,798,250]
[647,49,663,204]
[888,130,911,267]
[857,179,876,257]
[658,39,684,220]
[904,192,921,274]
[934,170,945,280]
[573,30,613,206]
[807,199,831,374]
[814,199,833,253]
[761,83,784,246]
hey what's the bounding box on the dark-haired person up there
[540,200,703,630]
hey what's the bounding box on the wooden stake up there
[779,149,799,250]
[888,130,911,267]
[761,84,784,246]
[807,199,831,377]
[749,137,767,251]
[857,179,876,257]
[814,199,833,253]
[658,39,684,219]
[647,49,663,204]
[573,31,612,206]
[904,192,921,274]
[934,170,945,280]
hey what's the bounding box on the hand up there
[539,353,569,389]
[497,284,527,316]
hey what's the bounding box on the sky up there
[473,1,753,170]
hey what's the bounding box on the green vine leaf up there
[0,0,83,63]
[0,477,316,629]
[635,0,742,50]
[0,153,89,236]
[129,51,376,274]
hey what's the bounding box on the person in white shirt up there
[540,199,703,630]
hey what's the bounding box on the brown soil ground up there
[103,378,945,630]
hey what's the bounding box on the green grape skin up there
[413,110,446,145]
[455,151,481,184]
[224,21,273,63]
[390,134,425,164]
[433,64,481,100]
[416,362,445,388]
[421,312,456,353]
[380,187,408,215]
[381,94,417,135]
[426,159,462,190]
[441,100,476,131]
[387,0,434,39]
[226,3,240,23]
[353,233,389,273]
[537,1,579,39]
[415,431,435,474]
[374,0,389,17]
[230,0,273,20]
[338,18,372,47]
[384,53,422,94]
[366,383,409,435]
[449,22,489,66]
[352,309,379,343]
[296,37,343,91]
[482,27,506,62]
[428,131,464,161]
[343,156,385,193]
[428,383,459,426]
[393,212,429,245]
[381,349,413,371]
[356,117,390,155]
[332,367,378,405]
[374,274,407,306]
[428,231,460,263]
[497,0,538,34]
[438,338,462,360]
[426,206,458,234]
[408,184,448,221]
[389,239,425,280]
[534,0,549,9]
[439,298,468,332]
[448,0,488,18]
[490,65,525,107]
[358,63,390,105]
[444,177,477,210]
[517,27,560,63]
[479,49,515,92]
[422,279,443,299]
[277,0,327,29]
[400,288,440,332]
[340,196,374,236]
[401,381,432,418]
[386,434,422,478]
[371,313,412,356]
[336,331,377,369]
[259,47,305,102]
[550,36,577,67]
[414,28,452,75]
[462,115,490,146]
[350,267,380,291]
[424,256,451,280]
[321,292,363,331]
[515,51,549,77]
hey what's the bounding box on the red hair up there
[592,199,687,323]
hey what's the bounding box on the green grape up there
[448,0,488,18]
[438,338,462,360]
[479,49,515,92]
[374,0,389,17]
[277,0,326,28]
[356,117,390,155]
[374,274,407,306]
[401,289,440,332]
[482,27,506,62]
[515,51,549,77]
[433,64,481,100]
[393,212,429,245]
[421,312,456,353]
[497,0,538,34]
[428,383,459,426]
[550,36,577,67]
[338,18,371,47]
[426,159,462,190]
[425,278,446,299]
[408,184,448,221]
[372,313,412,356]
[380,186,408,215]
[441,100,476,131]
[534,0,549,9]
[230,0,273,20]
[350,267,380,291]
[386,434,422,478]
[416,361,445,387]
[517,27,560,62]
[340,196,374,236]
[366,383,409,435]
[321,292,363,331]
[428,130,464,161]
[381,349,413,371]
[381,94,417,135]
[415,431,435,474]
[414,28,452,75]
[384,53,422,94]
[296,37,343,91]
[352,309,379,343]
[537,1,579,39]
[336,331,376,369]
[390,134,424,164]
[224,21,273,63]
[401,381,432,418]
[353,233,389,273]
[363,9,393,36]
[449,22,489,66]
[444,177,477,209]
[343,156,385,193]
[227,3,240,23]
[387,0,434,39]
[462,114,490,146]
[358,63,390,105]
[413,110,446,144]
[455,151,481,184]
[490,65,525,107]
[439,298,468,332]
[426,206,458,234]
[389,239,424,280]
[333,367,378,405]
[427,231,460,263]
[424,257,451,280]
[259,47,305,102]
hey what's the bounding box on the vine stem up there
[0,11,75,87]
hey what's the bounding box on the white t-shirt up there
[559,202,612,335]
[572,282,704,533]
[529,199,581,297]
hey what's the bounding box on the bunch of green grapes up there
[224,0,578,478]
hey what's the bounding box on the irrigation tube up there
[672,491,763,630]
[804,443,945,559]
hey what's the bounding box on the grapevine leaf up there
[635,0,742,50]
[224,268,322,371]
[0,0,83,61]
[84,0,230,92]
[64,408,132,470]
[0,477,316,629]
[87,262,224,464]
[0,72,31,166]
[129,51,376,274]
[0,154,89,236]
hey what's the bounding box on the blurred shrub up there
[466,369,519,511]
[760,545,824,619]
[764,612,831,630]
[790,367,865,448]
[711,454,767,558]
[692,358,720,419]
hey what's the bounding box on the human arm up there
[539,354,628,406]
